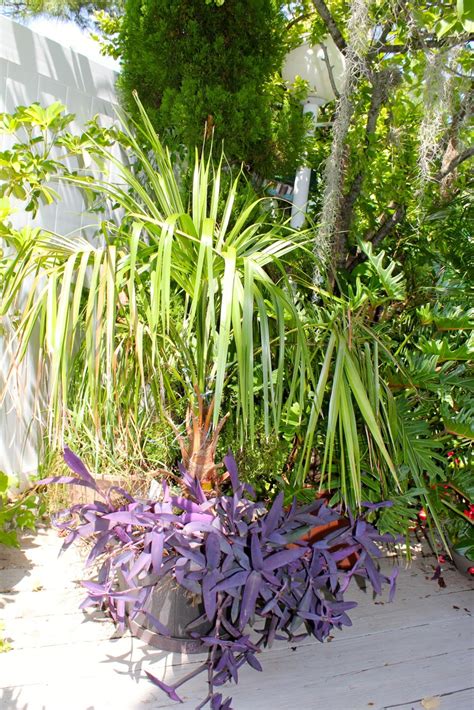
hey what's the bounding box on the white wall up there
[0,16,119,484]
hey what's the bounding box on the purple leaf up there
[129,552,152,579]
[239,570,261,628]
[221,617,241,638]
[81,580,107,596]
[202,572,218,621]
[85,533,111,567]
[63,447,96,485]
[170,496,203,513]
[139,611,171,637]
[363,553,383,595]
[331,545,359,563]
[361,500,393,510]
[388,567,398,603]
[245,653,263,672]
[36,475,99,491]
[144,671,183,703]
[232,544,250,570]
[106,485,135,503]
[183,521,219,535]
[151,531,164,573]
[211,692,234,710]
[201,636,229,647]
[206,533,221,571]
[182,512,215,524]
[250,532,263,570]
[211,694,223,710]
[329,600,358,613]
[213,570,250,592]
[261,569,280,585]
[260,597,279,615]
[262,546,307,571]
[104,511,150,525]
[320,549,339,593]
[174,545,206,567]
[243,483,256,499]
[262,492,283,537]
[78,597,97,610]
[224,451,240,493]
[179,464,207,503]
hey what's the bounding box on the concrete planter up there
[449,544,474,577]
[122,573,212,654]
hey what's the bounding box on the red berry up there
[438,555,446,564]
[454,458,461,465]
[468,567,474,576]
[447,451,454,457]
[418,509,427,521]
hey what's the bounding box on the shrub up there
[118,0,294,175]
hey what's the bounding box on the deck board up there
[1,527,473,710]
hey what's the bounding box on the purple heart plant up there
[41,447,398,710]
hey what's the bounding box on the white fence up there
[0,16,118,483]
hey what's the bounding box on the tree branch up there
[367,0,407,60]
[320,42,340,99]
[346,204,406,270]
[311,0,347,52]
[377,34,474,55]
[334,71,397,265]
[435,146,474,181]
[370,204,406,249]
[286,12,315,32]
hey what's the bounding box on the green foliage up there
[217,424,292,499]
[353,242,406,303]
[298,0,473,276]
[1,0,472,546]
[0,472,45,548]
[1,99,316,469]
[432,456,474,560]
[1,100,416,534]
[0,103,73,213]
[0,622,12,654]
[118,0,304,176]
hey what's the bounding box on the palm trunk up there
[167,388,229,492]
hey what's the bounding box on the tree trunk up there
[167,388,229,492]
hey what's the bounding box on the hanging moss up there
[314,0,374,280]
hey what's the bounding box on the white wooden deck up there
[1,527,473,710]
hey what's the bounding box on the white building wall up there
[0,16,119,483]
